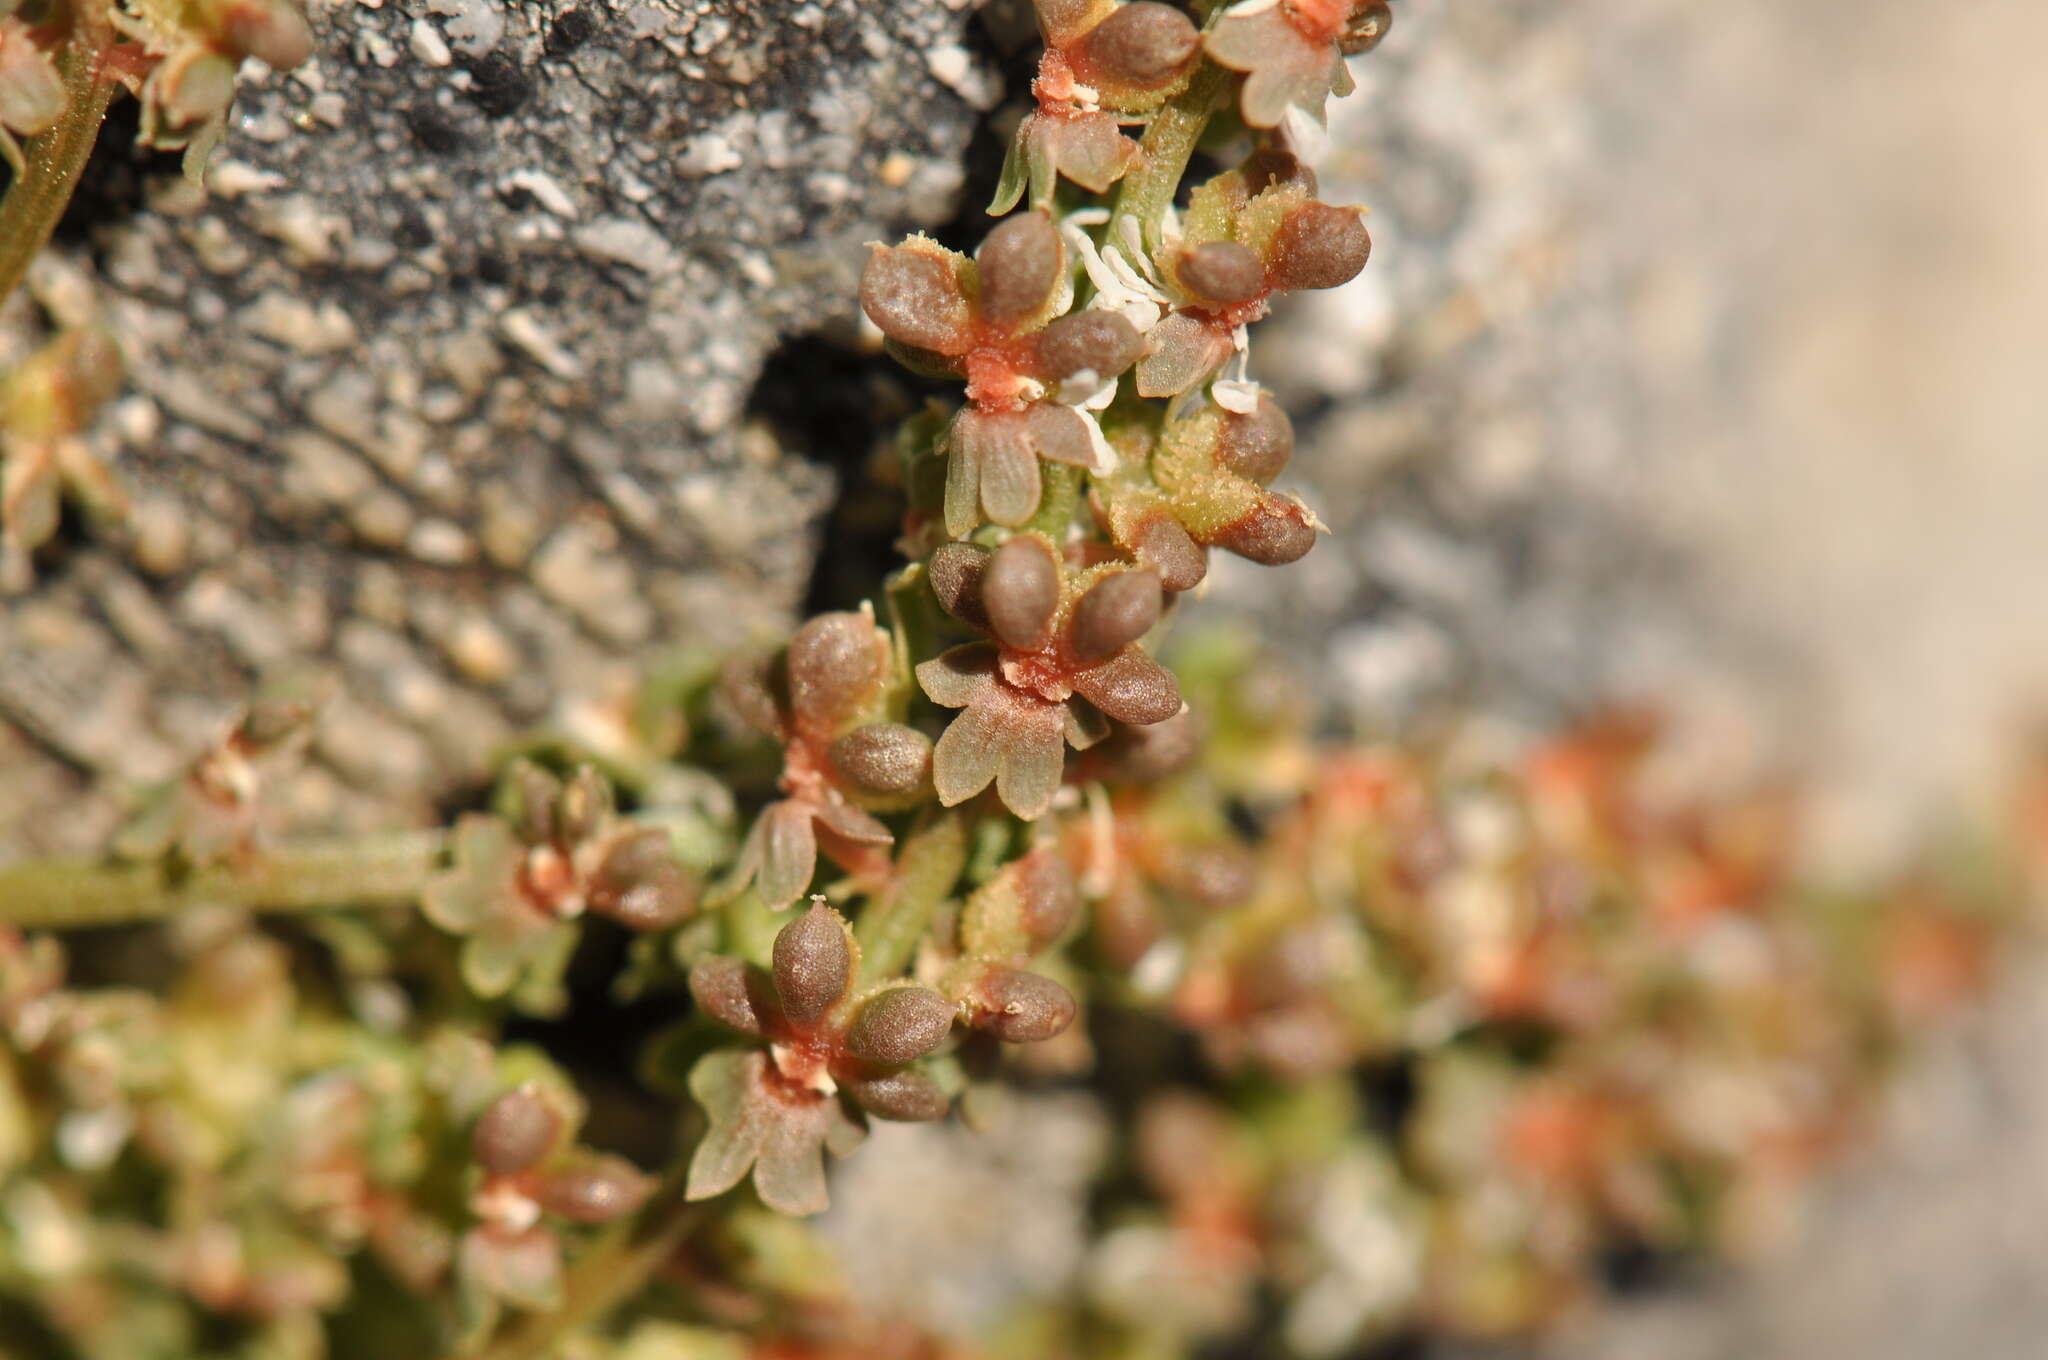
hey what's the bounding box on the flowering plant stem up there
[0,0,124,307]
[1114,57,1231,254]
[853,807,970,985]
[0,830,451,928]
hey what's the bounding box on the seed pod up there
[788,612,884,728]
[861,244,973,354]
[473,1087,561,1176]
[1014,847,1081,947]
[1211,493,1318,565]
[1339,1,1393,55]
[508,761,563,844]
[1128,514,1208,593]
[772,901,852,1025]
[1215,395,1294,484]
[588,829,696,930]
[1035,308,1144,383]
[1069,570,1161,662]
[1268,203,1372,292]
[982,535,1062,651]
[1077,1,1199,88]
[976,211,1063,326]
[845,1070,950,1122]
[927,542,991,631]
[221,0,316,69]
[1093,879,1164,971]
[534,1156,652,1224]
[830,723,933,797]
[845,986,957,1066]
[1174,241,1267,306]
[688,955,766,1036]
[1238,146,1318,197]
[969,967,1077,1043]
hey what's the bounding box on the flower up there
[684,903,964,1214]
[723,612,927,909]
[918,536,1182,819]
[1206,0,1390,131]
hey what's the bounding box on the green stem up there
[855,807,968,984]
[1112,59,1232,255]
[1026,461,1082,539]
[466,1172,711,1360]
[0,830,449,929]
[0,1,124,308]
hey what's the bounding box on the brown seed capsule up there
[1215,395,1294,484]
[1035,308,1143,382]
[772,901,852,1025]
[1069,570,1161,662]
[1013,847,1081,947]
[508,761,563,845]
[1211,493,1318,565]
[473,1087,561,1176]
[969,967,1077,1043]
[976,211,1063,327]
[1077,1,1199,88]
[555,766,613,844]
[1174,241,1267,306]
[845,1070,950,1122]
[719,653,784,736]
[982,535,1062,651]
[927,542,991,631]
[534,1156,652,1223]
[588,829,696,930]
[830,723,933,796]
[861,245,973,354]
[1129,514,1208,593]
[1096,705,1202,782]
[1339,1,1392,55]
[1093,879,1164,970]
[1268,203,1372,292]
[788,612,884,728]
[845,986,957,1066]
[687,955,766,1036]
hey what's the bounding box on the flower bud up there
[983,535,1062,651]
[1215,395,1294,484]
[158,47,238,131]
[861,244,973,354]
[688,955,767,1036]
[1069,570,1161,662]
[473,1087,561,1176]
[845,1070,949,1122]
[588,829,696,930]
[845,986,957,1066]
[772,901,852,1025]
[968,966,1077,1043]
[1339,1,1393,56]
[534,1155,652,1223]
[927,542,991,631]
[221,0,316,69]
[1268,203,1372,292]
[1127,513,1208,593]
[1238,146,1318,197]
[555,766,613,845]
[1078,1,1200,87]
[830,723,933,797]
[976,210,1063,327]
[1014,847,1080,948]
[1211,492,1319,565]
[1036,308,1143,382]
[1175,241,1267,306]
[787,612,885,728]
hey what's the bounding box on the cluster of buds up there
[112,694,318,866]
[108,0,313,159]
[423,760,698,1009]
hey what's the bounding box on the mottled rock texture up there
[0,0,998,852]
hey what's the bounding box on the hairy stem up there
[1113,59,1232,255]
[468,1172,711,1360]
[855,807,969,984]
[0,831,449,929]
[0,1,123,307]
